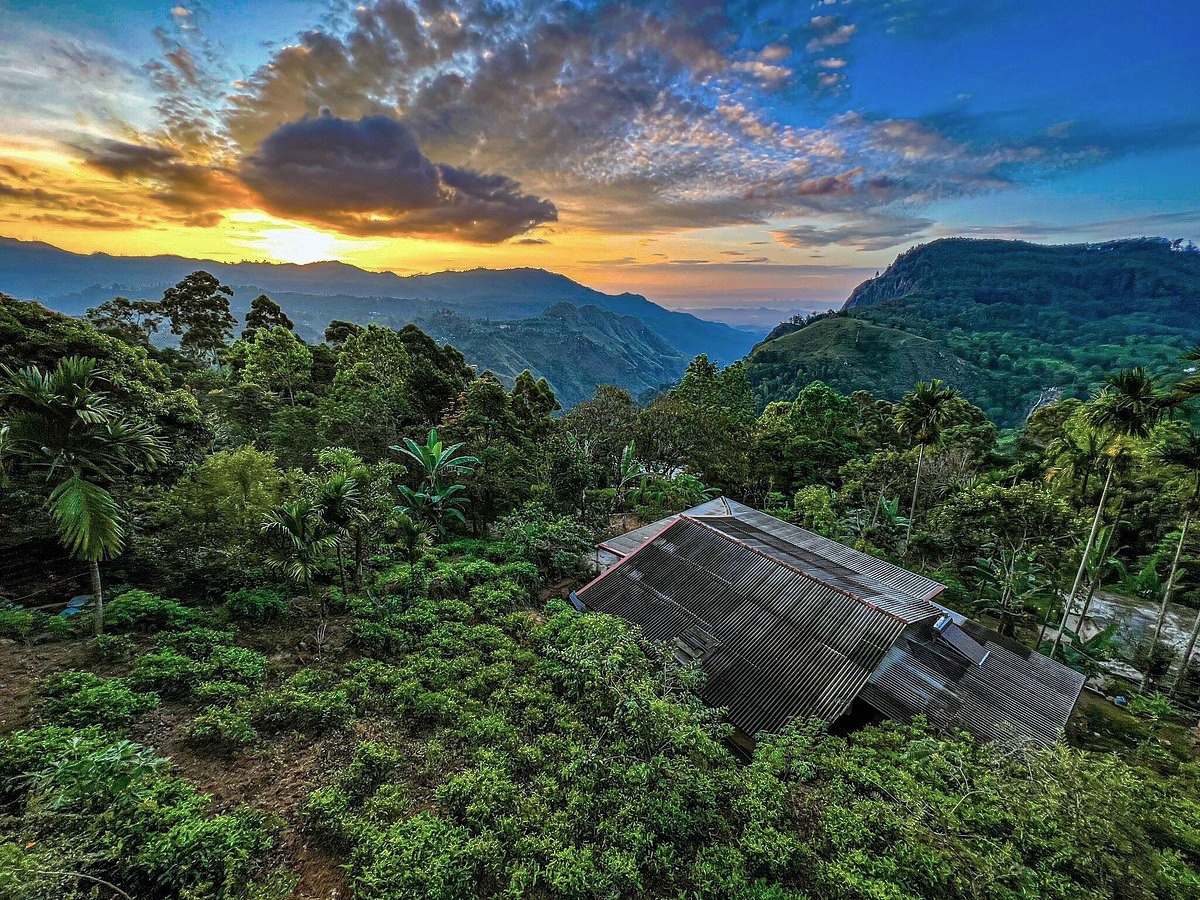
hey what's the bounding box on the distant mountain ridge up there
[746,236,1200,425]
[0,236,757,408]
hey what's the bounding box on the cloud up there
[83,138,249,226]
[944,211,1200,242]
[773,214,933,251]
[5,0,1194,251]
[239,112,556,242]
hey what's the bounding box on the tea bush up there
[225,586,288,622]
[92,632,136,662]
[186,705,259,750]
[127,647,206,699]
[0,727,275,898]
[40,671,158,728]
[0,605,36,640]
[105,589,206,632]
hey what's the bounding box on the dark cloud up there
[513,238,550,245]
[83,138,247,226]
[240,112,556,241]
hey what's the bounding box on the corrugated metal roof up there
[597,498,946,613]
[577,516,908,737]
[861,620,1086,746]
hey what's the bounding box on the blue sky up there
[1,0,1197,306]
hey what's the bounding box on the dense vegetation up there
[4,272,1200,898]
[748,237,1200,425]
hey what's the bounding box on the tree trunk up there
[353,528,364,591]
[335,544,347,595]
[1077,508,1121,631]
[1171,604,1200,698]
[1153,512,1191,645]
[90,560,104,636]
[903,443,925,557]
[1052,458,1115,658]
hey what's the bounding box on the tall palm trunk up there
[1077,504,1122,631]
[90,560,104,635]
[335,543,348,595]
[903,443,925,556]
[353,528,364,590]
[1171,604,1200,698]
[1153,512,1191,645]
[1052,458,1115,657]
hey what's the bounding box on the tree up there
[262,500,339,653]
[315,470,364,594]
[85,297,163,347]
[439,375,526,532]
[1151,428,1200,689]
[159,272,236,364]
[510,369,560,436]
[893,379,960,554]
[391,427,479,536]
[242,294,293,340]
[242,326,312,403]
[148,445,285,597]
[393,512,432,598]
[1051,368,1177,657]
[0,358,164,633]
[319,325,412,459]
[324,320,364,346]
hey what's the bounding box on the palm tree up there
[1145,430,1200,694]
[893,379,959,554]
[1051,368,1176,657]
[262,500,339,652]
[390,428,478,536]
[393,512,432,598]
[0,358,164,634]
[1046,426,1105,507]
[315,471,364,595]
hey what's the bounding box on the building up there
[573,498,1085,746]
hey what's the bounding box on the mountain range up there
[0,237,757,407]
[745,237,1200,425]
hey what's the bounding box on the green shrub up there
[185,706,259,750]
[0,726,274,897]
[302,784,356,848]
[92,632,136,662]
[128,648,205,699]
[349,813,499,900]
[225,586,288,622]
[162,626,236,658]
[40,671,158,728]
[0,605,35,640]
[194,680,253,707]
[250,687,351,735]
[340,741,403,801]
[44,614,79,641]
[207,645,270,686]
[106,589,204,632]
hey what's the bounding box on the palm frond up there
[48,474,124,561]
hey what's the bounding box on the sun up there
[226,212,371,265]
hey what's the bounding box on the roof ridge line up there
[679,515,915,624]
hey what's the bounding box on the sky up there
[1,0,1198,310]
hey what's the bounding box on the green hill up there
[748,237,1200,424]
[746,316,989,408]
